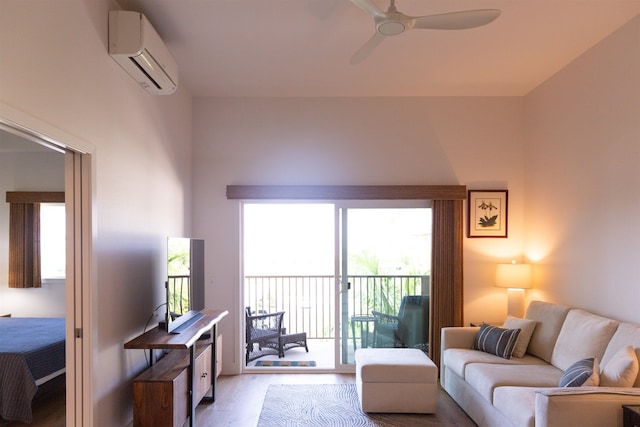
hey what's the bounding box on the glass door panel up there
[243,203,335,369]
[337,204,431,367]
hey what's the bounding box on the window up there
[6,191,65,288]
[40,203,66,280]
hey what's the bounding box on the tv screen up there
[165,237,205,333]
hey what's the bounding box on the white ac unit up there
[108,10,178,95]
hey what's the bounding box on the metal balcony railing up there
[245,275,429,340]
[167,275,190,316]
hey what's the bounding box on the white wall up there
[523,16,640,324]
[1,1,192,425]
[192,97,527,374]
[0,149,66,317]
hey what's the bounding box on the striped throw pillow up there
[473,323,521,359]
[559,357,599,387]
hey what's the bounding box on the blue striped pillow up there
[473,323,521,359]
[559,357,599,387]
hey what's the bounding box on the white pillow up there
[503,316,537,358]
[600,346,639,387]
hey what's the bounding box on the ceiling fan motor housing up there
[377,20,406,35]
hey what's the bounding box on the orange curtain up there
[429,199,464,369]
[8,202,42,288]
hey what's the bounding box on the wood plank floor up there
[0,373,476,427]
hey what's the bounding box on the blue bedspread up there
[0,317,65,423]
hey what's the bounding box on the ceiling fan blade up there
[350,0,386,19]
[350,32,386,65]
[413,9,501,30]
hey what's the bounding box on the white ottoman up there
[355,348,438,413]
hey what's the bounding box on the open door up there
[65,149,92,426]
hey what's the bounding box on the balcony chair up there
[372,295,429,351]
[245,307,285,364]
[245,307,309,364]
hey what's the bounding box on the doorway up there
[0,109,93,427]
[242,201,431,371]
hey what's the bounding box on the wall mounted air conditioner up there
[108,10,178,95]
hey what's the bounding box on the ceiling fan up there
[349,0,501,64]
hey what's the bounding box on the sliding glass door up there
[242,201,431,371]
[336,202,431,368]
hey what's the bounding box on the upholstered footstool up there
[355,348,438,413]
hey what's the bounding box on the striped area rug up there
[257,384,439,426]
[255,360,317,367]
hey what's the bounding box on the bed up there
[0,317,65,423]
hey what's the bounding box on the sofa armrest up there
[535,387,640,427]
[441,327,480,351]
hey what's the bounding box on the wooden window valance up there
[226,185,466,201]
[6,191,65,288]
[6,191,65,203]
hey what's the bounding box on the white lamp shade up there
[496,263,532,289]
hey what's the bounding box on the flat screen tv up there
[164,237,205,333]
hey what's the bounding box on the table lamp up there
[495,261,532,318]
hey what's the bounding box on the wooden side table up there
[623,405,640,427]
[351,315,376,351]
[470,321,503,327]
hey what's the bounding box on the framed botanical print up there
[467,190,508,238]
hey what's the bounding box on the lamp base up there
[506,288,525,318]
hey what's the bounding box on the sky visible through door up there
[244,203,335,276]
[243,203,432,277]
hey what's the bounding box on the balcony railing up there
[245,275,429,340]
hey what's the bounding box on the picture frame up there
[467,190,508,238]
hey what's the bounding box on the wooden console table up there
[125,309,228,427]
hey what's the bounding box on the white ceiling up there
[121,0,640,98]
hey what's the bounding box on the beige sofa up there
[441,301,640,427]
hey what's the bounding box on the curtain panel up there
[8,202,42,288]
[430,199,464,369]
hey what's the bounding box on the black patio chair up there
[372,295,429,351]
[245,307,285,364]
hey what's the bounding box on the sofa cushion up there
[600,345,639,387]
[473,323,521,359]
[503,316,537,358]
[600,322,640,387]
[443,348,548,380]
[493,386,538,427]
[559,357,599,387]
[551,309,619,371]
[525,301,570,363]
[465,363,563,404]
